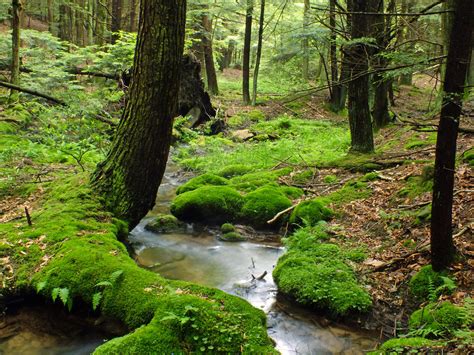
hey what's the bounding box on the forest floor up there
[1,69,473,353]
[208,70,473,347]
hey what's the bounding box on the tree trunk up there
[347,0,374,153]
[430,0,473,271]
[399,0,414,85]
[242,0,253,104]
[201,10,219,95]
[302,0,310,80]
[47,0,54,34]
[328,0,340,110]
[91,0,186,230]
[129,0,137,32]
[111,0,122,43]
[95,0,106,45]
[11,0,22,93]
[251,0,265,106]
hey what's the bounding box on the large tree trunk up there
[251,0,265,106]
[328,0,340,110]
[111,0,122,43]
[430,0,473,272]
[302,0,310,80]
[201,10,219,95]
[11,0,22,93]
[129,0,137,32]
[347,0,374,153]
[91,0,186,230]
[242,0,253,104]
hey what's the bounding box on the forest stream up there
[128,162,380,354]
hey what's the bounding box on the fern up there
[92,292,102,311]
[58,288,69,306]
[95,281,113,287]
[51,287,60,302]
[109,270,124,284]
[36,280,47,294]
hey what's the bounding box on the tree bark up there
[242,0,253,104]
[430,0,473,271]
[251,0,265,106]
[302,0,310,80]
[91,0,186,229]
[328,0,341,110]
[129,0,137,32]
[201,10,219,95]
[398,0,414,85]
[11,0,22,94]
[347,0,374,153]
[111,0,123,43]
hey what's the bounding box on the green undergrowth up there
[409,265,455,301]
[272,224,371,316]
[174,116,350,173]
[0,174,275,353]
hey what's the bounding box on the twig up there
[267,201,302,224]
[369,240,430,273]
[251,271,268,281]
[24,206,32,226]
[398,201,431,210]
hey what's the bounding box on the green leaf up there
[109,270,124,284]
[51,287,60,302]
[92,292,102,311]
[95,281,112,288]
[36,281,47,293]
[59,288,69,306]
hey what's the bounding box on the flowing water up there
[129,163,379,354]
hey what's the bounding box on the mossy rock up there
[240,187,292,229]
[144,214,184,234]
[376,337,437,352]
[221,223,235,233]
[219,231,246,242]
[171,186,243,224]
[229,168,292,189]
[176,173,228,195]
[409,302,467,337]
[273,226,371,316]
[289,199,333,227]
[216,164,253,178]
[409,265,447,300]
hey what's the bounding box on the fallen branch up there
[267,201,302,224]
[369,240,430,273]
[398,201,431,210]
[0,80,66,105]
[251,271,268,281]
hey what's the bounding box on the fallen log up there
[0,80,66,105]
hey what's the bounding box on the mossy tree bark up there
[91,0,186,230]
[347,0,374,153]
[430,0,473,271]
[242,0,253,104]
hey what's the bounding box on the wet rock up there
[144,214,185,234]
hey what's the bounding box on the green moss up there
[171,186,244,224]
[361,172,379,182]
[323,180,371,205]
[247,109,266,122]
[398,176,432,198]
[176,173,228,195]
[279,186,304,199]
[292,170,314,184]
[461,148,474,166]
[409,265,447,300]
[323,174,338,184]
[230,168,292,192]
[289,199,333,227]
[145,214,184,234]
[221,223,235,233]
[273,226,371,316]
[378,337,436,351]
[220,232,245,242]
[240,186,292,229]
[216,164,253,178]
[409,302,467,337]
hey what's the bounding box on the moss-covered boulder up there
[409,302,467,337]
[289,199,333,227]
[409,265,449,300]
[176,173,228,195]
[220,223,235,233]
[216,164,253,178]
[219,232,246,242]
[240,186,292,229]
[273,226,371,316]
[374,337,437,353]
[229,168,292,192]
[145,214,185,234]
[171,186,243,224]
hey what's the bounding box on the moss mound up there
[220,223,235,233]
[219,232,246,242]
[377,337,437,352]
[240,186,292,229]
[409,302,467,337]
[289,199,333,227]
[216,164,253,178]
[409,265,448,300]
[273,226,371,316]
[229,168,292,192]
[176,173,228,195]
[2,174,275,353]
[145,214,184,234]
[171,186,244,224]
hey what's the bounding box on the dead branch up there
[267,201,302,224]
[0,80,66,105]
[369,240,430,273]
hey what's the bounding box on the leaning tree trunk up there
[91,0,186,230]
[251,0,265,106]
[201,10,219,95]
[430,0,473,272]
[347,0,374,153]
[242,0,253,104]
[11,0,22,93]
